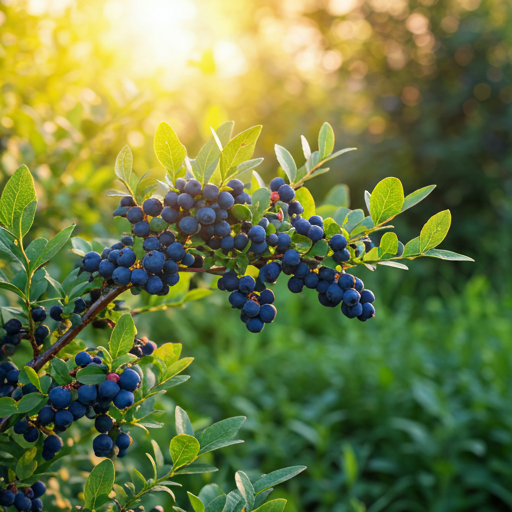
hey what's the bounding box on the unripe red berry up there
[107,373,120,383]
[271,191,280,202]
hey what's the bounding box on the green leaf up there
[16,447,37,480]
[295,187,315,219]
[0,165,37,239]
[237,158,264,174]
[370,177,404,225]
[253,499,287,512]
[170,434,200,471]
[307,240,329,258]
[423,249,474,262]
[291,234,312,253]
[50,358,73,385]
[378,232,399,258]
[0,397,18,417]
[199,485,225,507]
[135,175,158,205]
[76,365,107,385]
[198,416,246,455]
[176,406,195,437]
[24,366,42,393]
[220,126,262,182]
[109,313,137,359]
[216,121,235,146]
[364,190,371,213]
[378,261,409,270]
[26,238,48,262]
[323,184,350,209]
[403,236,420,257]
[195,138,221,185]
[84,459,115,510]
[115,146,134,192]
[17,393,47,413]
[231,204,252,221]
[205,495,227,512]
[402,185,436,213]
[32,225,75,270]
[253,466,307,494]
[318,122,335,159]
[154,122,187,179]
[274,145,297,183]
[71,237,92,258]
[188,492,205,512]
[419,210,451,253]
[301,135,311,159]
[111,353,138,370]
[344,210,364,234]
[321,147,356,164]
[252,188,271,216]
[173,462,218,475]
[0,281,25,299]
[30,268,49,301]
[324,218,341,238]
[131,468,146,493]
[235,471,255,512]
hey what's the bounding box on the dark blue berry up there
[277,232,291,251]
[316,280,330,294]
[159,230,175,246]
[218,191,235,209]
[31,482,46,499]
[108,249,120,264]
[69,401,86,420]
[246,317,264,333]
[354,277,364,292]
[288,276,303,293]
[214,221,231,238]
[288,201,304,216]
[184,179,202,197]
[223,271,239,291]
[309,215,323,227]
[343,289,360,307]
[295,262,310,279]
[196,207,216,225]
[227,179,244,196]
[207,238,221,250]
[359,302,376,320]
[93,433,114,457]
[143,198,163,217]
[164,191,179,207]
[49,387,71,409]
[31,307,46,323]
[329,234,347,252]
[360,289,375,303]
[120,196,136,207]
[119,368,140,391]
[121,235,134,246]
[34,325,49,344]
[162,274,180,286]
[131,269,149,287]
[251,241,268,254]
[50,305,64,321]
[98,380,120,400]
[78,384,97,405]
[319,267,336,282]
[259,304,277,323]
[14,493,32,511]
[145,276,163,295]
[338,273,356,290]
[99,260,116,279]
[267,233,278,246]
[23,426,39,443]
[295,218,311,236]
[13,419,29,434]
[239,276,256,294]
[54,410,73,428]
[270,177,285,192]
[167,243,185,262]
[95,414,113,433]
[242,300,260,318]
[235,192,252,205]
[116,432,132,450]
[215,209,228,221]
[248,225,266,243]
[259,289,275,305]
[163,260,179,275]
[44,434,63,453]
[114,389,135,409]
[31,498,43,512]
[75,351,92,366]
[179,216,199,234]
[161,206,180,224]
[178,193,194,210]
[83,252,101,273]
[74,298,87,314]
[181,252,195,267]
[307,225,324,242]
[333,249,351,263]
[141,341,156,355]
[326,283,343,305]
[278,184,295,203]
[229,291,247,309]
[0,491,15,507]
[203,183,219,201]
[112,267,131,285]
[133,221,151,238]
[127,206,144,224]
[143,251,166,273]
[282,249,300,267]
[101,247,112,259]
[117,248,136,267]
[342,302,363,319]
[38,405,56,425]
[221,236,234,251]
[111,242,124,250]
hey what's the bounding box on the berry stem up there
[30,285,128,372]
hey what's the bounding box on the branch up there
[30,285,128,371]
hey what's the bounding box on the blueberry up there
[288,201,304,216]
[295,218,311,236]
[251,241,268,254]
[207,238,222,250]
[318,293,337,308]
[75,351,92,366]
[107,250,120,265]
[120,196,136,207]
[78,384,98,405]
[14,492,32,511]
[220,235,234,252]
[227,179,244,197]
[282,249,300,267]
[157,231,174,247]
[267,233,278,247]
[6,369,19,383]
[360,289,375,303]
[288,276,303,293]
[214,221,231,238]
[319,267,336,283]
[223,271,240,291]
[92,356,102,364]
[112,267,132,285]
[242,300,260,318]
[95,414,113,433]
[333,249,351,263]
[248,225,265,243]
[0,490,15,507]
[54,410,73,428]
[270,177,285,192]
[31,498,43,512]
[235,192,252,205]
[181,252,195,267]
[131,268,149,287]
[259,289,275,305]
[218,191,235,210]
[179,216,199,234]
[200,224,215,241]
[338,273,356,290]
[145,276,163,295]
[83,252,102,273]
[163,260,179,275]
[116,432,132,450]
[161,206,180,224]
[34,325,50,344]
[44,434,63,453]
[126,206,144,224]
[164,190,179,207]
[13,419,29,434]
[31,482,46,499]
[143,250,166,273]
[229,291,247,309]
[246,317,264,333]
[74,298,87,314]
[215,209,228,221]
[167,243,185,262]
[162,274,180,286]
[343,289,360,307]
[203,183,219,201]
[112,242,124,250]
[196,207,215,225]
[38,405,56,425]
[113,389,135,409]
[3,318,21,335]
[329,234,347,252]
[307,215,322,227]
[178,193,194,210]
[143,198,163,217]
[316,280,330,294]
[93,433,114,457]
[133,221,151,238]
[119,368,140,391]
[236,277,255,296]
[359,302,376,320]
[259,304,277,323]
[141,341,156,355]
[295,262,310,279]
[184,179,202,197]
[31,307,46,323]
[42,449,55,461]
[278,184,295,203]
[99,260,116,279]
[117,248,136,268]
[101,247,113,259]
[98,380,120,400]
[354,277,364,292]
[307,225,324,242]
[277,233,291,250]
[121,235,134,246]
[342,302,363,319]
[49,387,71,409]
[304,272,319,289]
[326,283,344,305]
[69,401,86,420]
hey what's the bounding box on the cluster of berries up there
[217,272,277,333]
[10,349,145,462]
[0,361,20,398]
[0,481,46,512]
[0,319,25,358]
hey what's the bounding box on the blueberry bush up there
[0,121,471,512]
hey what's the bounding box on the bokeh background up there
[1,0,512,510]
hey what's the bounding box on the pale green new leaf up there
[84,459,115,510]
[402,185,436,213]
[115,145,133,191]
[419,210,452,253]
[188,492,205,512]
[0,281,25,300]
[274,145,297,183]
[318,122,334,159]
[32,224,75,270]
[423,249,474,261]
[198,416,246,455]
[170,434,200,471]
[16,447,38,480]
[220,126,262,182]
[253,466,307,494]
[295,187,315,219]
[24,367,42,393]
[253,499,287,512]
[109,313,137,359]
[154,122,187,179]
[175,406,195,437]
[378,232,399,258]
[370,177,404,225]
